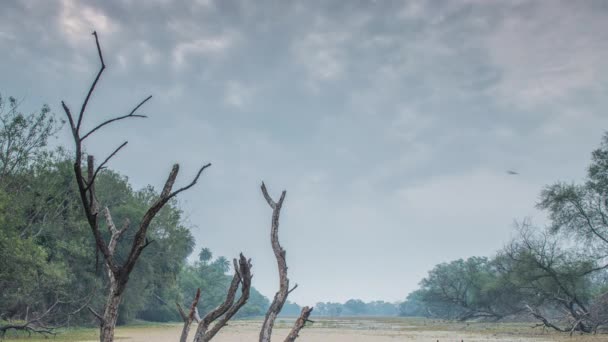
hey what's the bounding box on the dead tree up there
[177,288,201,342]
[193,254,253,342]
[259,183,313,342]
[178,184,311,342]
[0,300,59,338]
[61,31,210,342]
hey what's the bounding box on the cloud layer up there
[1,0,608,304]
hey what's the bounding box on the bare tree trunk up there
[284,307,313,342]
[62,31,210,342]
[259,183,312,342]
[259,183,289,342]
[178,288,201,342]
[100,285,123,342]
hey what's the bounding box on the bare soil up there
[109,318,607,342]
[4,317,606,341]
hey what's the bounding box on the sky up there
[2,0,608,305]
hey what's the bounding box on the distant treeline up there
[0,94,270,326]
[313,300,399,317]
[399,134,608,333]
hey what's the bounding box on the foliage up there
[0,93,272,327]
[402,132,608,333]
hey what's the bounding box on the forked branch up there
[80,96,151,141]
[259,182,312,342]
[178,288,201,342]
[186,254,253,342]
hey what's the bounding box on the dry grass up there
[2,317,606,341]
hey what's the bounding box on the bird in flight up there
[507,170,519,175]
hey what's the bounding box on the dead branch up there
[80,96,151,141]
[284,307,314,342]
[258,182,311,342]
[60,31,211,342]
[85,141,129,190]
[179,288,201,342]
[0,322,56,338]
[192,254,253,342]
[0,299,61,338]
[77,31,105,131]
[526,305,568,332]
[121,163,211,281]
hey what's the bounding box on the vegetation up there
[401,133,608,333]
[3,82,608,337]
[1,30,313,342]
[0,92,270,336]
[2,29,608,338]
[314,300,399,317]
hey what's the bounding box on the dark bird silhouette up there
[507,170,519,175]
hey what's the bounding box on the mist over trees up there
[314,300,399,317]
[401,133,608,333]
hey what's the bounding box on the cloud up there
[59,0,119,46]
[223,80,254,109]
[172,35,235,69]
[483,1,608,108]
[2,0,608,305]
[292,31,349,83]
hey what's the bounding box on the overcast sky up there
[2,0,608,305]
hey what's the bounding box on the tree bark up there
[259,183,288,342]
[100,284,123,342]
[258,183,312,342]
[178,288,201,342]
[284,307,313,342]
[192,254,252,342]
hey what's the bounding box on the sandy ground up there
[4,318,606,341]
[104,318,606,342]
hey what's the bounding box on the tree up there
[538,133,608,272]
[61,31,210,342]
[0,89,268,334]
[182,254,252,342]
[416,256,521,321]
[199,248,213,264]
[529,132,608,333]
[343,299,366,315]
[56,32,312,342]
[399,290,428,317]
[0,98,84,336]
[0,94,61,183]
[259,183,313,342]
[176,183,313,342]
[499,223,603,333]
